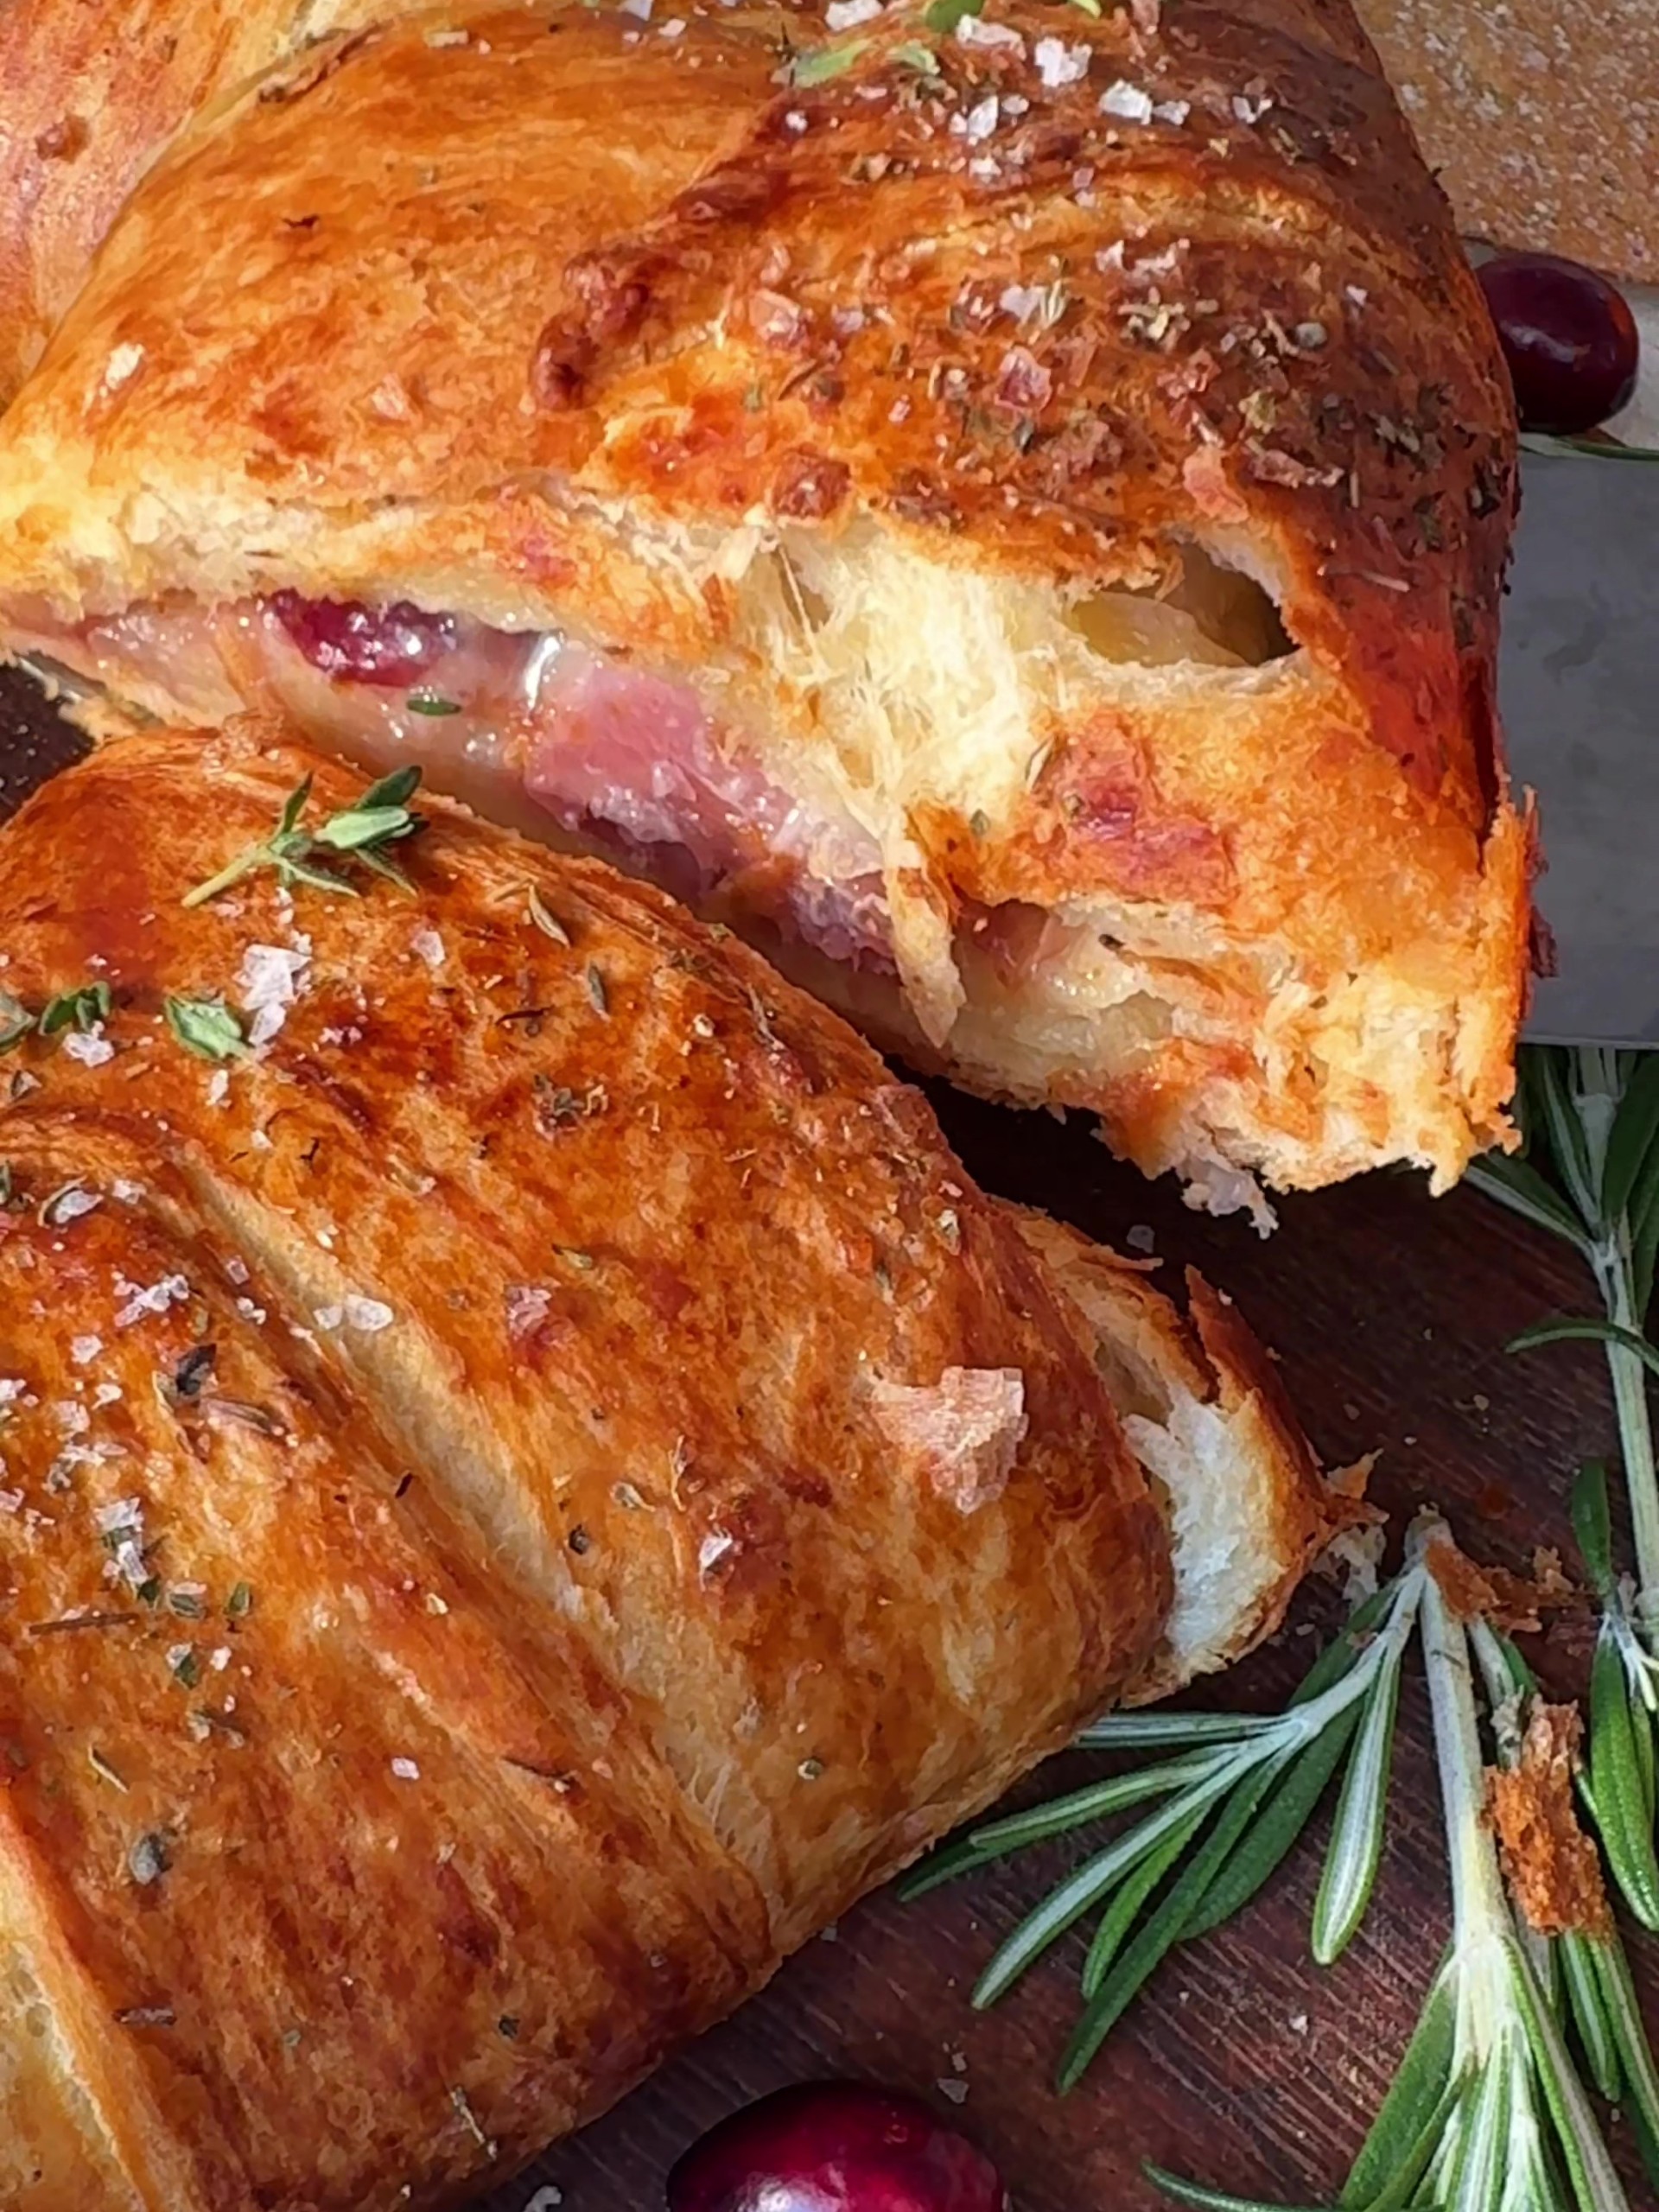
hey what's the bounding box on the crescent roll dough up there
[0,724,1345,2209]
[0,0,1530,1217]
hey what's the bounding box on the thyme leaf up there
[164,995,248,1062]
[39,980,111,1036]
[0,989,32,1052]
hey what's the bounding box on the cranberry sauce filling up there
[257,594,896,974]
[269,591,460,686]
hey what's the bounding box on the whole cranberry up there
[666,2083,1010,2212]
[1476,251,1639,435]
[267,591,459,685]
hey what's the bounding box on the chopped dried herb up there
[172,1344,218,1399]
[226,1581,254,1618]
[88,1745,129,1791]
[27,1610,138,1637]
[0,990,32,1053]
[526,887,571,945]
[405,692,461,716]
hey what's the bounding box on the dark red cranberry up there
[666,2083,1010,2212]
[267,591,459,686]
[1476,251,1639,435]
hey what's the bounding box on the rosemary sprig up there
[181,765,425,907]
[1151,1519,1637,2212]
[1466,1046,1659,1921]
[900,1573,1421,2088]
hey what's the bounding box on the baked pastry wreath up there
[0,723,1343,2209]
[0,0,1531,1211]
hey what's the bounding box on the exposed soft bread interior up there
[0,493,1517,1222]
[1012,1208,1350,1700]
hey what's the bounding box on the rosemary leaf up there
[1601,1054,1659,1226]
[1588,1624,1659,1928]
[1312,1641,1408,1964]
[1464,1153,1593,1258]
[1080,1797,1210,1997]
[972,1759,1245,2007]
[1508,1314,1659,1381]
[1144,2169,1333,2212]
[348,765,421,813]
[969,1753,1224,1854]
[1533,1049,1601,1226]
[1057,1758,1288,2091]
[1509,1932,1631,2210]
[314,804,415,855]
[1589,1937,1659,2185]
[1633,1155,1659,1321]
[1571,1462,1618,1599]
[276,775,314,837]
[1338,1967,1459,2208]
[1520,433,1659,463]
[893,1831,1005,1900]
[1560,1934,1622,2106]
[1182,1705,1360,1939]
[1074,1710,1285,1751]
[1286,1583,1400,1705]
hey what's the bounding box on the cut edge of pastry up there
[0,506,1529,1219]
[1012,1207,1363,1702]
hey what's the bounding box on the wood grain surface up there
[2,664,1651,2211]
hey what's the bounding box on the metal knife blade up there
[1504,455,1659,1045]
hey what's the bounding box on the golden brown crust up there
[0,0,1528,1199]
[0,723,1173,2208]
[0,1,394,410]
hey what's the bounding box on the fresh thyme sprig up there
[900,1569,1423,2089]
[1150,1520,1642,2212]
[181,765,425,907]
[1466,1046,1659,1923]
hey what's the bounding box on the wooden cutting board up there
[3,668,1652,2211]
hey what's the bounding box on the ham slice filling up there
[11,593,898,976]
